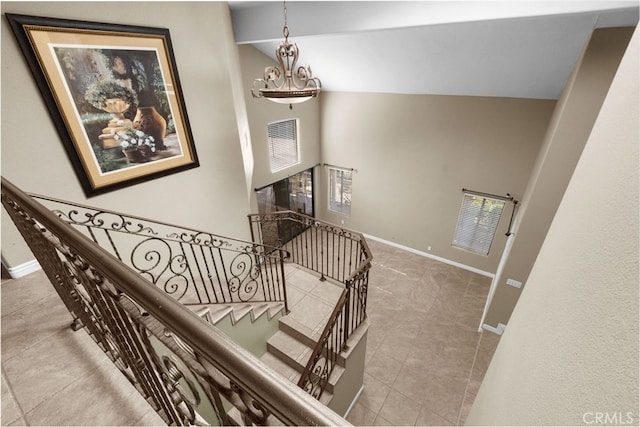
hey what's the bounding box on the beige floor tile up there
[472,344,496,374]
[287,270,322,293]
[478,330,501,353]
[415,404,454,426]
[1,373,23,426]
[443,326,482,365]
[372,413,394,426]
[374,332,415,363]
[287,294,333,330]
[430,354,474,392]
[392,363,434,403]
[465,279,491,299]
[358,373,391,414]
[377,389,422,426]
[468,273,492,287]
[6,417,27,426]
[3,327,110,413]
[310,280,344,305]
[442,273,470,294]
[284,285,305,309]
[284,263,302,278]
[1,270,57,318]
[133,407,169,426]
[24,362,161,426]
[346,401,377,426]
[1,293,73,361]
[365,348,403,386]
[456,392,476,425]
[422,375,466,424]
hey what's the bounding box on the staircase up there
[189,301,286,358]
[261,315,346,406]
[190,263,348,407]
[3,181,371,424]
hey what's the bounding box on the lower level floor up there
[1,238,499,426]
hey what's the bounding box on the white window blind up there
[267,119,299,172]
[329,168,352,215]
[452,193,505,255]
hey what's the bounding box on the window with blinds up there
[452,193,505,255]
[267,119,299,172]
[329,167,352,216]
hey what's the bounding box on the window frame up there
[267,118,300,173]
[451,192,506,256]
[328,167,353,216]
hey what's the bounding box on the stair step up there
[265,330,345,394]
[278,316,347,367]
[185,301,286,326]
[260,351,300,383]
[258,351,336,404]
[267,330,312,372]
[279,316,320,347]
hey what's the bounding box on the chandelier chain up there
[283,1,289,39]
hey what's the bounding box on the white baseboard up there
[4,259,41,279]
[343,384,364,418]
[362,233,495,278]
[481,323,506,335]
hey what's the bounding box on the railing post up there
[248,214,257,244]
[280,250,289,314]
[342,281,351,351]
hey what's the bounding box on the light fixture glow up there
[251,1,321,109]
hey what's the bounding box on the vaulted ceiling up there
[229,1,638,99]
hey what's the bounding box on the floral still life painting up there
[7,14,198,196]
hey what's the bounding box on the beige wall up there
[1,2,252,269]
[236,44,321,212]
[467,26,639,426]
[318,92,554,274]
[484,27,635,327]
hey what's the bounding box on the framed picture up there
[6,14,199,196]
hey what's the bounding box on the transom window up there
[267,119,299,172]
[452,193,505,255]
[328,167,352,216]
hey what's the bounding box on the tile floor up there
[1,238,499,426]
[1,269,166,426]
[344,239,500,426]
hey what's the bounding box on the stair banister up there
[1,177,349,426]
[248,210,372,401]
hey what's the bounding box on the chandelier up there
[251,1,321,109]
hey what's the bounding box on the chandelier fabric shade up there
[251,2,321,108]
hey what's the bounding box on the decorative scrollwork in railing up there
[130,237,190,299]
[228,251,262,301]
[168,231,235,250]
[298,290,347,400]
[31,195,289,311]
[1,177,348,426]
[52,208,159,236]
[300,355,330,399]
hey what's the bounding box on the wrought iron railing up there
[32,194,289,312]
[1,177,348,426]
[298,289,347,398]
[248,211,372,400]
